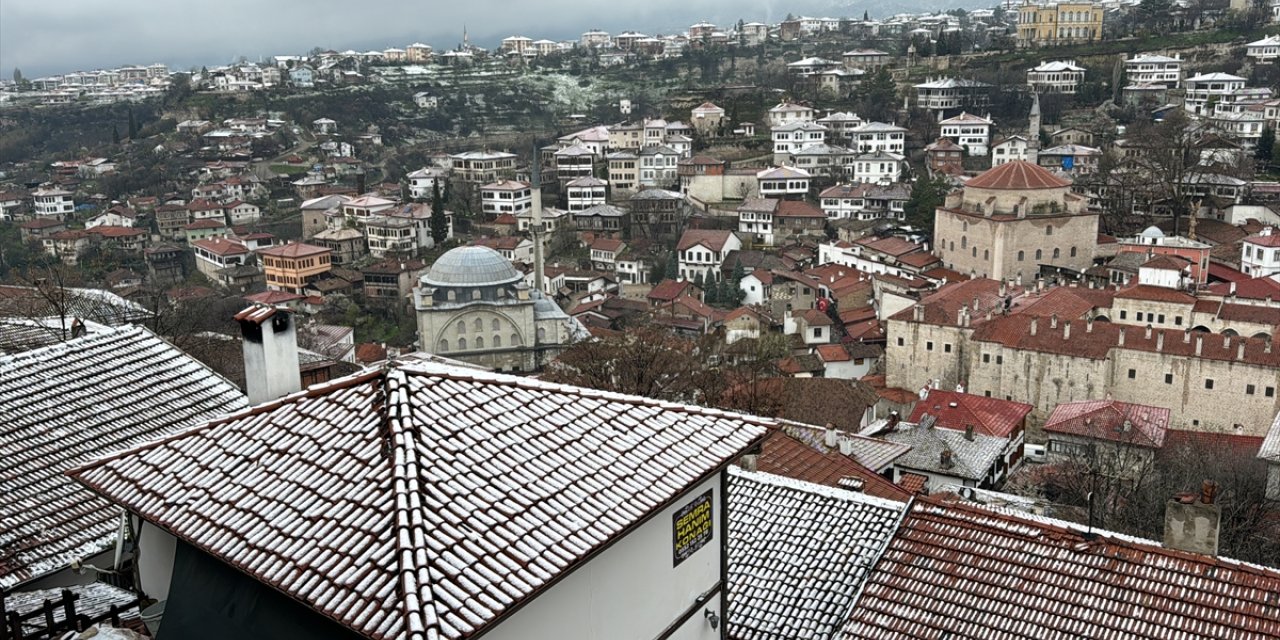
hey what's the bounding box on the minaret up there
[530,142,546,296]
[1027,91,1041,166]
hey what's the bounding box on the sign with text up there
[672,489,713,566]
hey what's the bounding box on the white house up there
[638,146,680,188]
[938,112,993,156]
[1124,53,1182,88]
[1027,60,1086,94]
[771,122,828,160]
[992,136,1030,166]
[312,117,337,134]
[32,188,75,219]
[757,166,811,199]
[1248,35,1280,63]
[677,229,743,282]
[1242,227,1280,277]
[413,92,439,109]
[226,200,262,225]
[767,102,816,127]
[849,122,907,154]
[407,166,450,199]
[850,152,905,184]
[480,180,533,216]
[1184,73,1247,116]
[737,198,776,246]
[691,102,727,135]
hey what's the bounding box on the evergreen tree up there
[665,253,679,280]
[1259,125,1275,167]
[430,181,450,244]
[863,10,870,21]
[694,271,705,290]
[127,108,138,139]
[904,175,951,235]
[12,68,21,83]
[706,278,720,304]
[856,68,898,122]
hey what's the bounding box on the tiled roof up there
[815,343,850,362]
[4,582,140,636]
[1017,286,1114,320]
[727,468,904,640]
[964,160,1072,190]
[1114,283,1196,304]
[1259,411,1280,462]
[258,242,331,258]
[69,362,768,640]
[647,279,694,301]
[1044,399,1171,448]
[677,229,736,252]
[781,422,911,472]
[0,326,245,590]
[0,285,151,326]
[755,430,911,502]
[866,419,1008,481]
[839,496,1280,639]
[888,278,1011,326]
[774,200,825,218]
[908,390,1032,438]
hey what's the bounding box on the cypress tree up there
[430,181,450,244]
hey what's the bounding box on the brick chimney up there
[1163,481,1221,556]
[236,304,302,406]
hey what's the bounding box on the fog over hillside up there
[1,0,993,78]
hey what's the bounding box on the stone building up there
[934,160,1097,281]
[413,246,582,372]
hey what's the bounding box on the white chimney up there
[838,438,854,456]
[237,304,302,406]
[825,423,838,447]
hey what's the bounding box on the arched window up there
[971,247,977,257]
[475,336,485,349]
[510,332,522,346]
[493,334,503,347]
[961,236,967,249]
[456,321,465,335]
[1018,250,1025,262]
[537,327,547,342]
[1070,247,1077,257]
[446,290,456,302]
[492,318,500,331]
[1046,225,1053,236]
[437,339,449,352]
[984,249,990,260]
[472,290,482,301]
[962,221,968,232]
[1035,249,1043,260]
[458,337,468,350]
[473,318,483,332]
[949,241,955,251]
[1053,248,1061,259]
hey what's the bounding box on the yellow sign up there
[673,490,713,566]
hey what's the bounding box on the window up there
[1018,251,1025,262]
[944,344,953,353]
[1053,248,1060,259]
[458,337,467,350]
[1046,225,1053,236]
[1035,249,1043,260]
[996,355,1003,364]
[1268,386,1276,397]
[897,337,905,346]
[1136,312,1144,322]
[1175,316,1183,326]
[983,353,991,363]
[1128,369,1136,379]
[1205,379,1214,390]
[926,341,934,351]
[1247,384,1256,395]
[1070,247,1077,257]
[1119,310,1127,320]
[1165,373,1173,384]
[1157,314,1165,324]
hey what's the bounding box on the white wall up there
[483,475,725,640]
[138,522,178,601]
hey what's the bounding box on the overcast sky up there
[0,0,978,78]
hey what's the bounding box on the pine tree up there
[665,254,679,280]
[12,68,21,83]
[127,108,138,139]
[863,10,870,21]
[1258,125,1275,167]
[430,181,450,244]
[706,278,720,304]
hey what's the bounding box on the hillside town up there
[3,2,1280,639]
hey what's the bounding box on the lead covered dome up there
[422,246,523,288]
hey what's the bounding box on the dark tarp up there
[158,541,368,640]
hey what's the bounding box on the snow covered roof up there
[839,496,1280,638]
[0,325,246,590]
[0,285,152,326]
[727,468,905,640]
[69,361,769,640]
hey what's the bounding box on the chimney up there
[1223,336,1231,351]
[1030,317,1038,336]
[739,454,759,472]
[1063,321,1071,341]
[1266,341,1273,354]
[1229,282,1237,296]
[964,424,975,441]
[1183,329,1191,344]
[236,304,302,406]
[1163,482,1221,556]
[1050,314,1058,329]
[1118,328,1125,346]
[1016,273,1023,287]
[1237,341,1245,360]
[1143,324,1152,340]
[824,422,838,447]
[839,438,854,456]
[999,281,1007,297]
[1156,332,1164,351]
[914,304,925,322]
[940,449,954,469]
[1195,334,1203,356]
[887,411,900,430]
[1086,316,1094,333]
